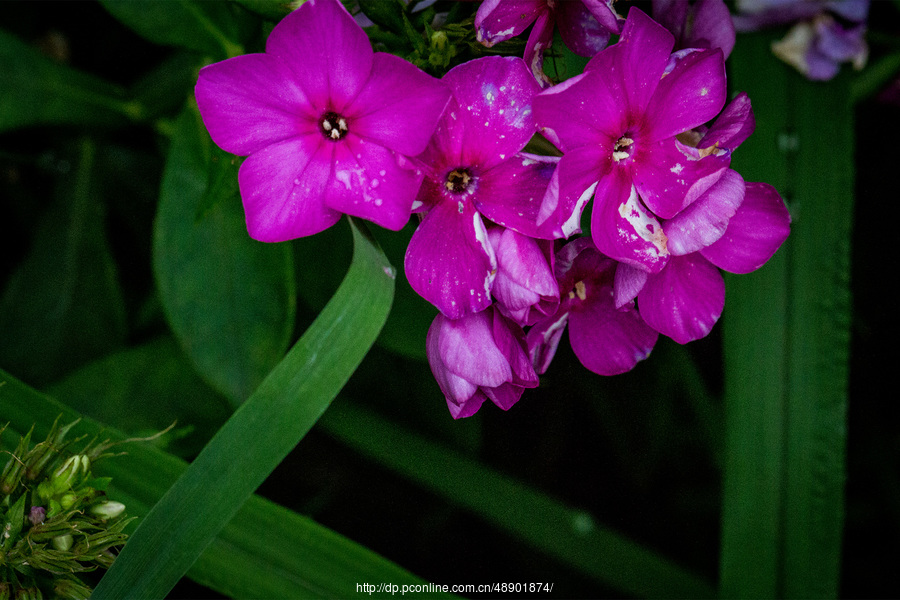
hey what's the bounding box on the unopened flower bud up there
[51,455,90,494]
[52,577,93,600]
[28,506,46,526]
[52,533,74,552]
[89,501,125,520]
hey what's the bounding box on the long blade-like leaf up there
[720,33,852,598]
[91,216,396,599]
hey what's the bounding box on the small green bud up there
[52,577,93,600]
[52,533,74,552]
[59,493,78,511]
[89,501,126,520]
[51,455,90,494]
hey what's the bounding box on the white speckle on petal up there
[671,163,684,174]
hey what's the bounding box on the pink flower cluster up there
[195,0,791,419]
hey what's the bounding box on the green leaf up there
[154,106,296,405]
[0,28,140,131]
[98,0,253,59]
[92,216,396,599]
[358,0,406,35]
[0,363,431,599]
[0,138,128,386]
[319,400,716,599]
[720,33,852,598]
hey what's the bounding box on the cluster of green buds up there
[1,418,131,599]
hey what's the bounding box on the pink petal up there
[523,10,556,86]
[642,47,727,142]
[638,253,724,343]
[613,262,648,308]
[195,54,316,156]
[441,56,543,169]
[633,136,730,219]
[324,136,422,231]
[533,70,622,150]
[688,0,736,58]
[581,0,624,34]
[433,311,512,387]
[349,53,450,157]
[549,145,609,234]
[665,168,745,255]
[405,198,496,319]
[265,0,373,112]
[490,309,539,387]
[701,181,791,273]
[476,154,574,239]
[475,0,545,47]
[568,284,658,375]
[237,137,341,242]
[484,383,528,411]
[591,174,670,273]
[489,228,559,324]
[586,8,674,116]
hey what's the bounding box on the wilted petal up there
[638,253,724,343]
[568,284,658,375]
[592,175,669,273]
[325,136,422,231]
[665,168,745,255]
[642,47,727,142]
[701,181,791,273]
[523,10,556,86]
[634,136,730,219]
[349,53,451,157]
[405,199,496,319]
[238,137,341,242]
[265,0,373,112]
[527,310,569,374]
[700,92,755,151]
[195,54,316,156]
[476,0,545,47]
[556,0,612,57]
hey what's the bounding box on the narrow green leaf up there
[0,138,127,386]
[98,0,253,59]
[93,216,396,599]
[319,400,716,599]
[154,106,296,405]
[720,33,852,598]
[0,28,140,131]
[0,363,432,599]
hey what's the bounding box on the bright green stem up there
[720,34,853,598]
[91,217,395,599]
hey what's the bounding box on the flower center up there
[444,167,474,194]
[612,136,634,162]
[320,111,348,141]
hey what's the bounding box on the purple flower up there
[488,226,559,326]
[652,0,736,58]
[475,0,622,85]
[533,8,730,274]
[610,95,792,343]
[194,0,451,242]
[527,238,658,376]
[428,306,539,419]
[733,0,869,80]
[404,55,578,319]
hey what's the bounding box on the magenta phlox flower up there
[534,8,730,275]
[475,0,622,85]
[405,55,579,319]
[488,226,559,326]
[194,0,451,242]
[652,0,736,58]
[427,306,539,419]
[527,238,658,376]
[605,92,788,343]
[733,0,869,80]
